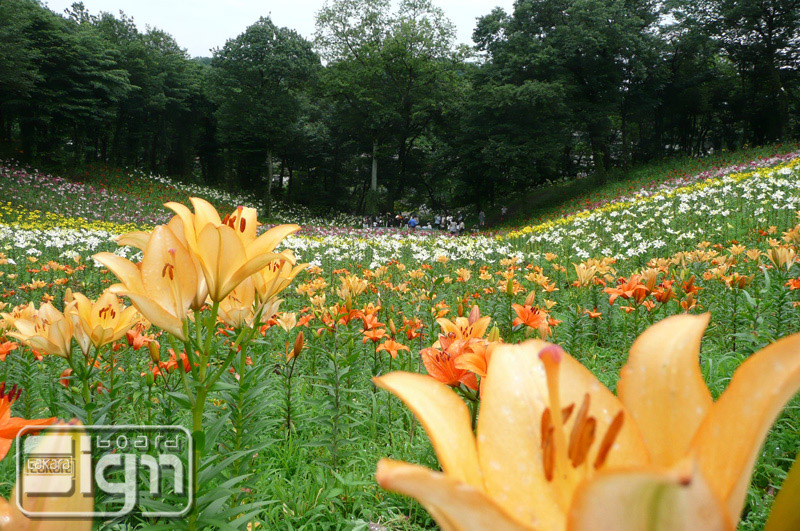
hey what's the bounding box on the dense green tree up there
[210,17,319,214]
[316,0,459,212]
[674,0,800,142]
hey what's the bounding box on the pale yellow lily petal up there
[195,224,245,301]
[692,332,800,521]
[764,449,800,531]
[9,321,35,339]
[166,217,209,309]
[93,253,145,294]
[436,317,460,337]
[189,197,222,232]
[140,226,196,321]
[247,224,301,259]
[470,315,492,339]
[115,231,151,251]
[164,202,198,250]
[124,293,187,341]
[618,314,713,466]
[478,340,649,529]
[223,253,282,303]
[567,465,732,531]
[225,205,259,244]
[376,459,528,531]
[373,372,482,488]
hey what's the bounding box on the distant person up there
[434,214,441,227]
[448,219,457,235]
[457,219,465,235]
[408,216,418,229]
[479,210,485,227]
[501,205,508,220]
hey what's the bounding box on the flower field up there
[2,151,800,529]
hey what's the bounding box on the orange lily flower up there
[0,342,18,361]
[604,275,647,305]
[682,275,703,296]
[361,313,384,331]
[403,317,424,340]
[421,335,479,391]
[362,328,387,344]
[583,309,602,319]
[376,339,410,359]
[511,304,547,330]
[0,383,57,460]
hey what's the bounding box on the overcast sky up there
[43,0,515,58]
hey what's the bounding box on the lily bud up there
[388,319,397,337]
[487,325,500,343]
[293,331,304,360]
[145,371,155,387]
[524,291,536,307]
[457,303,464,317]
[148,340,161,364]
[468,305,480,325]
[506,278,514,296]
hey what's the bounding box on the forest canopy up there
[1,0,799,214]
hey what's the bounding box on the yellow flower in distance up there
[374,314,800,530]
[94,225,197,341]
[276,312,297,332]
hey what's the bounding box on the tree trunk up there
[265,149,273,217]
[367,139,378,215]
[371,139,378,192]
[287,164,294,204]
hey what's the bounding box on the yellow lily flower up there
[375,314,800,530]
[251,250,306,304]
[8,303,75,358]
[435,305,491,344]
[164,197,223,251]
[165,198,300,302]
[165,198,300,259]
[193,223,282,302]
[0,302,37,332]
[69,291,139,351]
[619,314,800,524]
[94,225,197,341]
[276,312,297,332]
